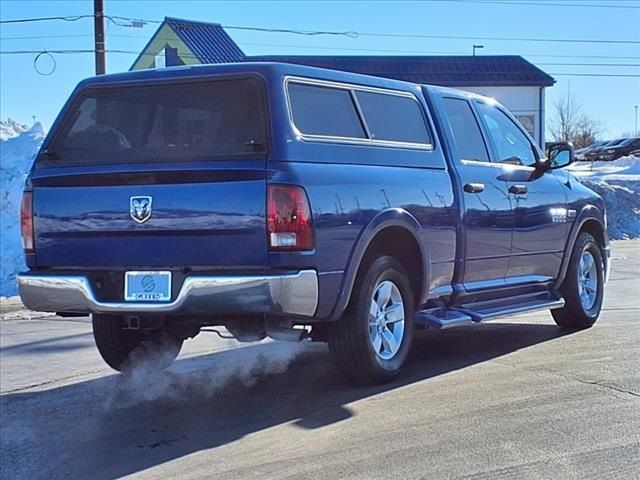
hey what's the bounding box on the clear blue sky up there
[1,0,639,138]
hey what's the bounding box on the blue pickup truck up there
[18,63,609,385]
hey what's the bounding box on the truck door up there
[439,96,514,291]
[474,101,568,283]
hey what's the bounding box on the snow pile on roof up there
[567,155,640,240]
[1,121,45,296]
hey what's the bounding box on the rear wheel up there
[329,256,415,385]
[552,232,604,329]
[92,314,183,372]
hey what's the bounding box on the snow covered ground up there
[0,119,638,297]
[567,156,640,240]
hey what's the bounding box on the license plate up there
[124,271,172,302]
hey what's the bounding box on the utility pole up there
[635,105,638,136]
[94,0,106,75]
[472,44,484,56]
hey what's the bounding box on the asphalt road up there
[1,241,639,480]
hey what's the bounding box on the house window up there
[154,50,166,69]
[516,115,536,139]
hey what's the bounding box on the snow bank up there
[0,120,45,296]
[568,156,640,240]
[0,118,31,141]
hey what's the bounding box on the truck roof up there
[76,61,497,107]
[423,83,497,103]
[75,61,428,95]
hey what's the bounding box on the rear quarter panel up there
[267,79,458,318]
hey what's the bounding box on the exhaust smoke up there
[108,337,310,407]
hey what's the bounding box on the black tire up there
[329,256,415,385]
[92,314,183,372]
[552,232,604,329]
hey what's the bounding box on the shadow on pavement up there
[1,322,574,479]
[0,332,93,354]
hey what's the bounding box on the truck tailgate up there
[32,165,268,268]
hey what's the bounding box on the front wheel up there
[329,256,415,385]
[92,314,183,372]
[552,232,605,329]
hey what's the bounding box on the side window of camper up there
[288,83,366,139]
[355,91,431,144]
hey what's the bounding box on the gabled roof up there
[163,17,245,63]
[132,18,554,87]
[246,55,555,87]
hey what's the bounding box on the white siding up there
[458,86,544,146]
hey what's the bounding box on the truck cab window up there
[442,97,489,162]
[476,102,537,167]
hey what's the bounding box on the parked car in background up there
[585,138,627,161]
[17,63,610,385]
[575,140,607,161]
[594,136,640,161]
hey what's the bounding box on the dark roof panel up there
[246,55,555,87]
[135,18,554,87]
[165,17,245,63]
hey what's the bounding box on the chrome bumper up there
[17,271,318,317]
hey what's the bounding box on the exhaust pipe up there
[265,321,309,342]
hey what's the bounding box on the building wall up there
[459,85,544,146]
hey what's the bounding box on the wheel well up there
[580,219,605,249]
[359,227,424,306]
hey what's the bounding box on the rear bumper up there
[17,271,318,317]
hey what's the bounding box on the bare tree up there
[548,92,603,149]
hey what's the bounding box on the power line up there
[3,33,639,62]
[2,33,639,62]
[224,41,640,61]
[0,15,93,24]
[433,0,640,9]
[4,32,639,61]
[3,48,640,78]
[550,72,640,77]
[0,47,633,64]
[527,53,640,61]
[0,49,96,54]
[0,34,93,40]
[538,62,640,67]
[221,25,359,38]
[352,30,640,45]
[1,48,639,69]
[0,14,144,28]
[2,14,639,45]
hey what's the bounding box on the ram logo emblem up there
[130,196,153,224]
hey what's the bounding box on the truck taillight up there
[267,185,314,251]
[20,192,34,253]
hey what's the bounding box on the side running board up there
[416,292,565,330]
[415,308,473,329]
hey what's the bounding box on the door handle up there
[463,183,485,193]
[509,184,528,195]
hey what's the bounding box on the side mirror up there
[544,142,574,170]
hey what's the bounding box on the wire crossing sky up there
[0,0,638,136]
